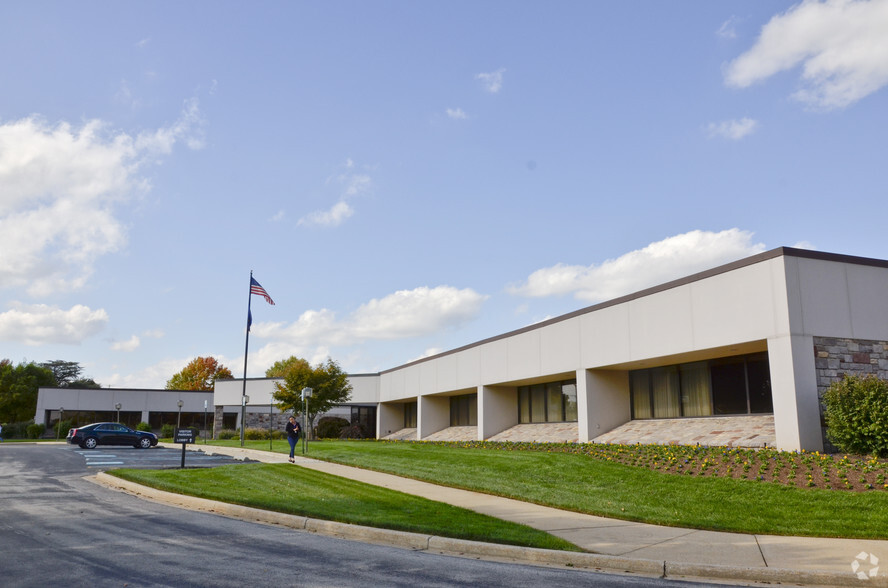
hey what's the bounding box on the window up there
[517,379,578,423]
[404,402,417,428]
[450,394,477,426]
[351,406,377,437]
[630,352,772,419]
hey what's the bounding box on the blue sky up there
[2,1,887,388]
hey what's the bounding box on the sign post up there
[174,427,197,468]
[301,387,312,455]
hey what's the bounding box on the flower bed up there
[414,440,888,492]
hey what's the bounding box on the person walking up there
[285,416,301,463]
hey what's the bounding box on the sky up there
[2,1,887,389]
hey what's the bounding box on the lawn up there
[206,439,888,539]
[110,463,579,552]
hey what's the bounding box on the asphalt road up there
[0,444,721,587]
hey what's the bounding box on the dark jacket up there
[286,421,301,440]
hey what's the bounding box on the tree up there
[272,357,352,436]
[39,360,101,388]
[166,356,233,391]
[0,361,57,423]
[265,356,311,378]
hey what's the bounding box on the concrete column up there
[768,334,823,451]
[478,385,517,440]
[578,369,630,442]
[141,410,150,425]
[418,395,449,439]
[378,402,406,439]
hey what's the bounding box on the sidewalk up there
[154,443,887,587]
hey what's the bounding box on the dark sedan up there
[67,422,158,449]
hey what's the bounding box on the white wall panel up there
[540,320,580,375]
[506,330,541,381]
[580,305,630,367]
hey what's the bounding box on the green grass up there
[110,464,579,551]
[206,439,888,539]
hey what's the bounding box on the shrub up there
[160,424,175,439]
[823,374,888,457]
[339,422,369,439]
[26,423,45,439]
[244,427,270,440]
[136,422,152,432]
[317,416,349,439]
[54,420,72,438]
[217,429,237,440]
[4,421,32,439]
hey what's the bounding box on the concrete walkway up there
[153,443,888,587]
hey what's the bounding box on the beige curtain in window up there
[680,361,712,416]
[631,371,652,419]
[652,366,681,418]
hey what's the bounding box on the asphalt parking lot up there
[64,442,256,470]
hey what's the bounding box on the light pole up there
[115,403,122,424]
[56,407,64,441]
[177,399,184,429]
[240,395,250,445]
[301,387,312,454]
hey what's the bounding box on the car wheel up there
[83,437,98,449]
[138,438,152,449]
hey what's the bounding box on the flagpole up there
[240,271,253,447]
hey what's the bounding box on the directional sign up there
[174,428,197,444]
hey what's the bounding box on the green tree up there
[272,357,352,436]
[166,356,233,391]
[0,361,57,423]
[39,360,101,388]
[265,356,311,378]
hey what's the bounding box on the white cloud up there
[252,285,488,348]
[298,160,373,228]
[508,229,767,302]
[0,303,108,345]
[111,335,140,352]
[0,99,206,296]
[717,16,740,39]
[297,201,354,227]
[446,107,468,120]
[136,37,151,48]
[270,209,286,222]
[791,240,817,250]
[724,0,888,109]
[706,117,759,140]
[476,68,506,93]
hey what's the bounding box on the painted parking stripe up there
[86,461,124,466]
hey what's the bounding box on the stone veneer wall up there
[813,336,888,452]
[211,406,293,439]
[814,337,888,390]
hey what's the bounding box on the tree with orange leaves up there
[165,356,233,391]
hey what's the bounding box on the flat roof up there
[380,247,888,374]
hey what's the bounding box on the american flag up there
[250,277,275,305]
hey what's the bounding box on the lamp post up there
[56,407,64,441]
[115,403,122,424]
[177,399,184,429]
[301,387,312,454]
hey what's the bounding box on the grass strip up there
[209,439,888,539]
[109,463,580,552]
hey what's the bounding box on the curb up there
[91,472,874,586]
